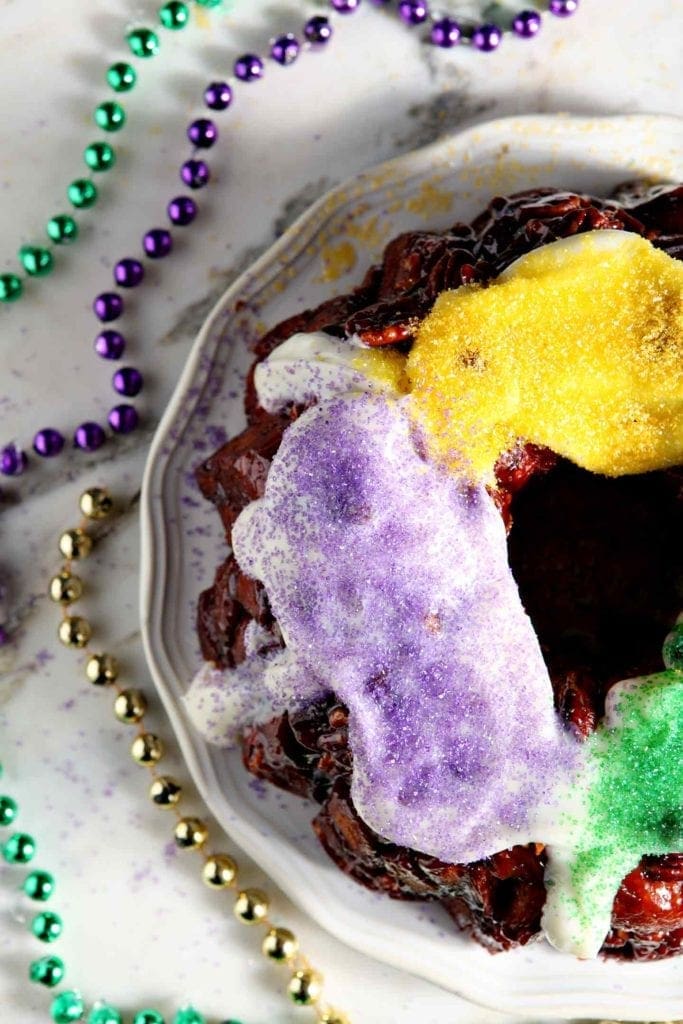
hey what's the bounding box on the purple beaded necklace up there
[0,0,580,479]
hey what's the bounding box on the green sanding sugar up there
[569,671,683,923]
[663,622,683,671]
[588,672,683,848]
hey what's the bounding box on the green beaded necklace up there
[0,762,242,1024]
[0,0,229,304]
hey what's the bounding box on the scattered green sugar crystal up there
[663,622,683,671]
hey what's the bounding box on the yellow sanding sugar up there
[403,230,683,480]
[353,345,410,395]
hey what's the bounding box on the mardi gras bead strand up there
[45,486,349,1024]
[0,0,232,305]
[0,0,582,477]
[0,771,243,1023]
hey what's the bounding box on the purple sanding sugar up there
[232,396,578,863]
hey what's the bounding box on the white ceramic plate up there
[141,113,683,1019]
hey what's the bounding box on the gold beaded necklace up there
[49,485,348,1024]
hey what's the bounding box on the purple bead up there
[112,366,143,397]
[74,421,106,452]
[431,16,461,47]
[398,0,428,25]
[33,428,64,458]
[167,195,197,226]
[472,22,502,50]
[549,0,578,15]
[331,0,360,12]
[512,10,542,36]
[203,80,233,111]
[270,33,300,65]
[108,404,139,435]
[304,15,333,44]
[143,228,173,259]
[93,292,124,322]
[0,444,28,477]
[234,54,264,82]
[187,118,218,149]
[181,159,210,190]
[114,258,145,288]
[0,626,9,647]
[95,329,126,360]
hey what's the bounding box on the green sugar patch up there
[589,672,683,850]
[570,671,683,926]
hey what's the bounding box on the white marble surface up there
[0,1,680,1022]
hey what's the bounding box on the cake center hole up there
[507,460,683,698]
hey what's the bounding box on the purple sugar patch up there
[233,396,578,863]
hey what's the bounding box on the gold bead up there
[149,776,182,809]
[202,853,237,889]
[174,817,209,850]
[131,732,164,765]
[114,688,147,724]
[85,653,119,686]
[320,1009,351,1024]
[233,888,269,924]
[79,487,113,520]
[262,926,299,962]
[288,969,323,1006]
[49,570,83,605]
[59,528,92,560]
[58,615,92,649]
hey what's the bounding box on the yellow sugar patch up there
[403,231,683,480]
[354,347,410,395]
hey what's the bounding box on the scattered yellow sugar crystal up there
[403,231,683,480]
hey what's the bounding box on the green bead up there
[51,990,85,1023]
[94,101,126,133]
[88,1004,122,1024]
[159,1,190,29]
[18,246,53,278]
[0,273,23,302]
[106,61,137,93]
[68,179,98,209]
[663,623,683,671]
[23,869,55,901]
[127,27,160,58]
[132,1012,165,1024]
[174,1009,205,1024]
[0,795,18,826]
[31,910,63,942]
[84,142,116,172]
[29,955,65,988]
[47,215,79,245]
[195,0,223,6]
[2,831,35,863]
